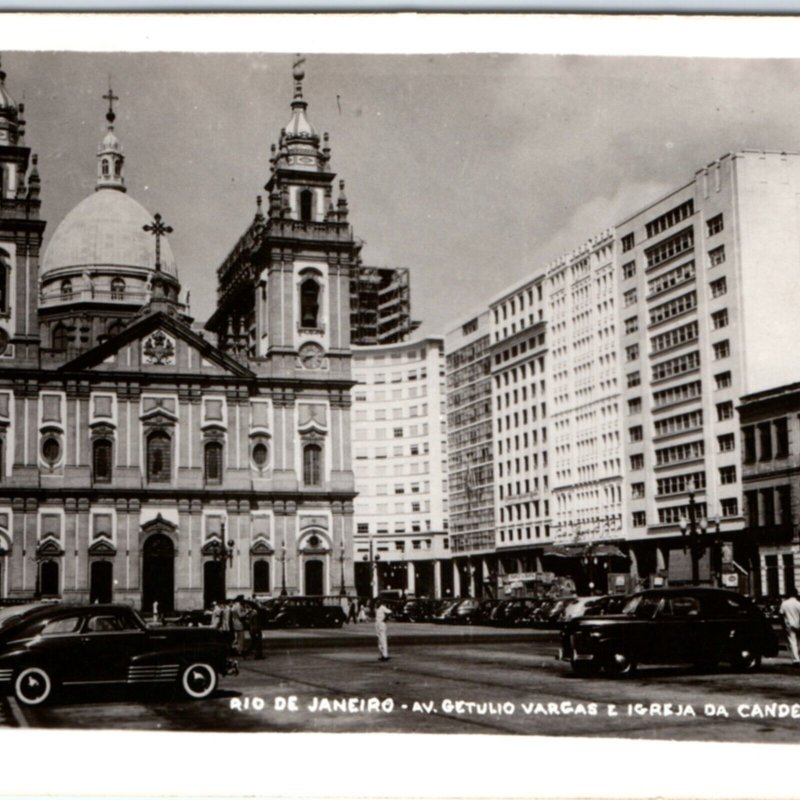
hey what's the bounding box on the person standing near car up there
[347,597,358,624]
[231,596,246,656]
[779,590,800,664]
[375,599,392,662]
[246,603,263,660]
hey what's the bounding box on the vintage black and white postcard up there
[0,11,799,800]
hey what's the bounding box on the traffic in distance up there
[0,586,790,708]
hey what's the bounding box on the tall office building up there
[351,338,451,597]
[445,311,495,596]
[617,150,800,584]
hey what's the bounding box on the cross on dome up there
[143,213,174,273]
[96,81,125,192]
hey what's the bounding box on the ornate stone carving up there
[142,330,176,366]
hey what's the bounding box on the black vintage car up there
[561,587,779,677]
[0,603,237,705]
[264,597,346,628]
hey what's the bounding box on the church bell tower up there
[0,55,45,365]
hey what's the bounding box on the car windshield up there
[0,603,48,631]
[621,594,662,619]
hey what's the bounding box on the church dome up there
[41,189,178,279]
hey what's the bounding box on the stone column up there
[434,559,442,598]
[406,561,416,595]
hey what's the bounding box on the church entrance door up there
[203,560,225,608]
[142,533,175,614]
[305,559,324,596]
[90,560,113,604]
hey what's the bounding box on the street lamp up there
[279,536,288,596]
[679,476,705,585]
[212,522,236,568]
[709,514,722,588]
[362,539,381,598]
[338,541,347,597]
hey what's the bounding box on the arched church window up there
[60,279,72,300]
[204,441,223,484]
[93,439,113,483]
[147,431,172,483]
[300,189,313,222]
[111,277,125,300]
[114,160,121,177]
[52,323,68,352]
[102,159,110,177]
[303,443,322,487]
[300,279,320,329]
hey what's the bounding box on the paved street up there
[6,623,800,741]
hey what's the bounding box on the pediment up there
[36,537,65,557]
[88,537,117,556]
[250,537,274,556]
[58,311,255,378]
[141,513,178,535]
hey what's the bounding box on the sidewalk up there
[260,622,560,649]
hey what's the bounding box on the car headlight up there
[589,631,604,638]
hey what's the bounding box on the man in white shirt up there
[374,600,392,662]
[779,590,800,664]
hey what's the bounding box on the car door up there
[27,613,91,684]
[73,610,148,685]
[653,594,703,663]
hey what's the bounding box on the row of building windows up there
[654,409,703,438]
[649,290,697,326]
[742,418,790,463]
[654,439,704,467]
[645,227,694,270]
[651,320,698,355]
[652,350,701,382]
[647,259,695,298]
[645,199,695,239]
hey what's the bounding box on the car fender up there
[129,645,228,670]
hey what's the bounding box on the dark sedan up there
[0,603,237,705]
[264,597,346,628]
[561,587,779,677]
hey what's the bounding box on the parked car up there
[0,603,237,706]
[432,601,461,624]
[584,594,627,616]
[398,598,437,622]
[265,597,346,629]
[561,587,779,677]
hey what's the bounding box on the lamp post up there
[362,539,381,599]
[679,476,705,585]
[210,522,236,603]
[338,541,347,597]
[279,536,288,596]
[709,514,722,588]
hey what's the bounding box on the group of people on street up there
[209,596,263,660]
[780,590,800,664]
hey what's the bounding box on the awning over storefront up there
[542,543,628,559]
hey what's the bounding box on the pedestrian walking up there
[374,598,392,662]
[209,601,223,629]
[780,590,800,664]
[219,599,232,643]
[245,603,264,660]
[357,602,368,623]
[347,597,358,624]
[231,596,246,656]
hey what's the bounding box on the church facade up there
[0,58,357,611]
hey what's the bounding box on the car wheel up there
[730,646,761,672]
[603,647,636,677]
[14,666,53,706]
[180,662,218,699]
[571,658,601,676]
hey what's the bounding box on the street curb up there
[261,628,562,649]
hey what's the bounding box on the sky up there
[5,49,800,337]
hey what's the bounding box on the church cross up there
[103,81,119,123]
[143,213,173,272]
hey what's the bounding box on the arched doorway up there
[203,560,225,609]
[39,560,60,597]
[142,533,175,613]
[90,560,113,604]
[305,559,324,596]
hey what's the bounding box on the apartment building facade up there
[445,311,495,596]
[617,150,800,585]
[351,338,451,598]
